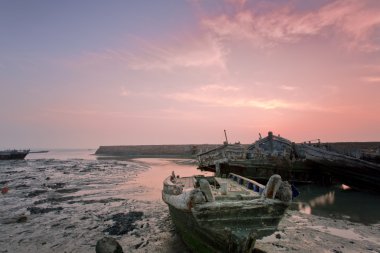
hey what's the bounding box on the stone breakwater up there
[95,142,380,160]
[95,144,221,158]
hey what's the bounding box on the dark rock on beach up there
[44,182,66,189]
[27,206,63,214]
[27,189,48,197]
[103,211,144,235]
[96,237,123,253]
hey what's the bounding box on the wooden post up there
[215,162,221,177]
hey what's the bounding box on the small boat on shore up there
[162,172,295,252]
[0,149,30,160]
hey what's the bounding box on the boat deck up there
[176,177,196,188]
[176,176,261,200]
[214,177,261,199]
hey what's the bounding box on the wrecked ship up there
[198,131,380,191]
[198,131,313,183]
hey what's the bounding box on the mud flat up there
[1,157,379,253]
[255,210,380,253]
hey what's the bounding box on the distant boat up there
[0,149,30,160]
[29,150,49,154]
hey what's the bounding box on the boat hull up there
[168,205,224,253]
[0,150,29,160]
[166,199,288,253]
[299,144,380,191]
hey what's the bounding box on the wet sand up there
[0,158,202,253]
[255,210,380,253]
[1,157,379,253]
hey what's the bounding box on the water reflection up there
[298,191,335,215]
[28,150,380,225]
[295,184,380,224]
[121,158,380,225]
[27,149,96,160]
[119,158,212,201]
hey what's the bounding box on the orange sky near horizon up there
[1,0,380,148]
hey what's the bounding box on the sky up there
[1,0,380,148]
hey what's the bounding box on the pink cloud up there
[165,88,334,112]
[120,87,130,96]
[280,85,297,91]
[200,84,240,91]
[202,0,380,51]
[361,76,380,83]
[226,0,246,7]
[130,35,226,70]
[73,34,227,71]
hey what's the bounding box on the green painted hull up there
[167,200,288,253]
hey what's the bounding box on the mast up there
[224,129,229,145]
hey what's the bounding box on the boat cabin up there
[246,131,293,158]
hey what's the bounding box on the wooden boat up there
[162,172,294,253]
[197,131,380,191]
[197,131,312,183]
[298,144,380,191]
[0,149,29,160]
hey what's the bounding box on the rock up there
[27,206,63,214]
[16,215,27,223]
[95,237,123,253]
[275,181,292,202]
[1,215,28,224]
[103,211,143,235]
[27,189,48,197]
[45,182,66,189]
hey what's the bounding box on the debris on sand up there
[1,186,9,194]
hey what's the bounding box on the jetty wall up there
[95,142,380,158]
[324,142,380,156]
[95,144,221,158]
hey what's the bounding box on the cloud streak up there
[202,0,380,51]
[74,34,227,71]
[200,84,240,91]
[280,85,297,91]
[362,76,380,83]
[120,87,130,96]
[165,88,333,112]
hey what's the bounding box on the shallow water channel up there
[101,156,380,226]
[124,158,380,225]
[294,183,380,225]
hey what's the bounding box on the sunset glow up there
[1,0,380,148]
